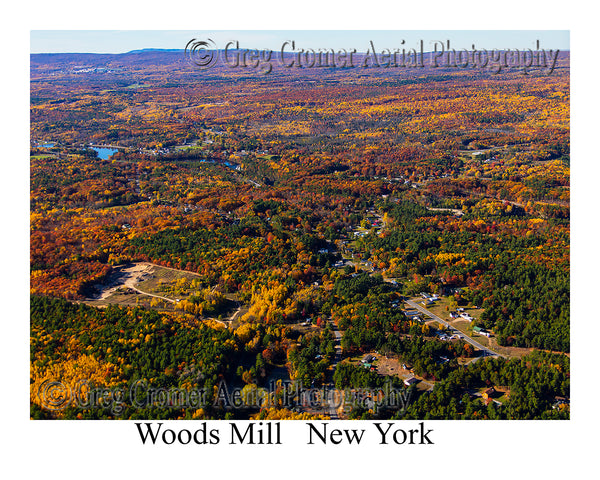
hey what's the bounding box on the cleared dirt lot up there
[346,353,434,392]
[87,263,155,301]
[84,262,246,326]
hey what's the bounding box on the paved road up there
[405,299,505,358]
[327,321,343,419]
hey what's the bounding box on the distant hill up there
[30,48,570,81]
[126,48,184,53]
[31,50,187,69]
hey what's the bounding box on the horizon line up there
[31,47,572,55]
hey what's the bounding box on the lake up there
[91,147,119,160]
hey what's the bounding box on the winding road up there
[326,320,343,419]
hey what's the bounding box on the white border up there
[6,1,597,477]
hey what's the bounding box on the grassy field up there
[135,265,202,298]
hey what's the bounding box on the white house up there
[404,377,419,386]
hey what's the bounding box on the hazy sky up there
[30,30,569,54]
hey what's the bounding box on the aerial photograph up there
[30,30,570,421]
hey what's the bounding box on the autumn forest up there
[30,47,570,420]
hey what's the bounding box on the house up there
[460,313,473,321]
[473,326,491,337]
[482,387,496,400]
[436,356,450,365]
[361,354,375,364]
[552,396,569,410]
[404,377,419,386]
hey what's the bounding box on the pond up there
[91,147,119,160]
[206,159,240,170]
[192,158,240,170]
[222,160,241,170]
